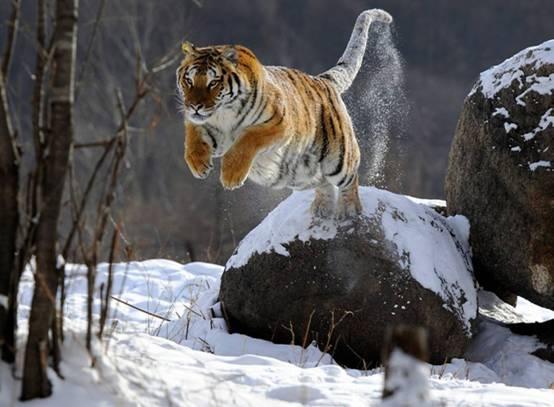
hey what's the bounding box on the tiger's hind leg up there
[311,182,337,219]
[320,128,362,220]
[336,174,362,220]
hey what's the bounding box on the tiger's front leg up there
[221,117,285,190]
[184,123,213,179]
[220,146,252,190]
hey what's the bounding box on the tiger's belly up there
[248,143,324,190]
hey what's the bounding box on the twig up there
[110,296,170,322]
[74,139,113,149]
[182,303,203,318]
[1,0,21,78]
[315,310,353,367]
[62,137,116,258]
[75,0,107,100]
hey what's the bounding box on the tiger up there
[176,9,393,219]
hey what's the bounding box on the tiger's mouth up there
[188,111,211,124]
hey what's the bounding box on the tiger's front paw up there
[220,152,250,190]
[185,149,213,179]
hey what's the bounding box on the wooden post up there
[382,324,430,403]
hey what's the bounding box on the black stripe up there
[176,65,185,80]
[325,85,344,137]
[291,71,312,125]
[251,101,266,124]
[324,102,345,177]
[238,61,256,79]
[328,141,345,177]
[231,72,241,85]
[223,76,237,103]
[299,74,316,101]
[290,153,303,185]
[224,73,242,105]
[319,73,340,88]
[283,69,299,86]
[204,126,218,149]
[239,48,257,59]
[261,110,276,125]
[323,84,346,177]
[337,173,353,188]
[249,82,267,123]
[242,83,258,114]
[226,76,234,93]
[233,85,259,131]
[319,107,329,162]
[271,143,294,186]
[270,109,285,126]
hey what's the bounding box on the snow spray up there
[344,21,408,190]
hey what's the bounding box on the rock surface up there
[445,39,554,309]
[219,187,477,368]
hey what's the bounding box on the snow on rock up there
[227,186,477,333]
[503,122,518,133]
[404,195,446,209]
[492,107,510,118]
[467,39,553,174]
[226,191,338,268]
[470,39,554,99]
[516,73,554,106]
[522,108,554,141]
[529,160,552,171]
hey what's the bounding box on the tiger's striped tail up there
[319,9,393,93]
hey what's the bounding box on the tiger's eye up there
[207,80,220,90]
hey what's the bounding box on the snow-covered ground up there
[1,257,554,406]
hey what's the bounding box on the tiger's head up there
[176,42,243,124]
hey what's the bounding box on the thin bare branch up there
[98,224,118,339]
[74,139,114,149]
[62,134,117,259]
[75,0,107,99]
[32,0,48,157]
[110,296,171,322]
[1,0,21,78]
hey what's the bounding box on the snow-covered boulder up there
[219,187,477,368]
[446,39,554,309]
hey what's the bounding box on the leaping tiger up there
[176,9,393,219]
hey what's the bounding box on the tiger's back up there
[248,66,358,191]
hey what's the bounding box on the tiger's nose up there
[190,103,203,113]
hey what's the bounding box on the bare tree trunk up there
[21,0,78,400]
[0,0,21,365]
[0,68,19,363]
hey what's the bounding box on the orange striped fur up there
[177,10,392,219]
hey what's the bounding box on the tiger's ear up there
[181,41,197,57]
[221,46,238,64]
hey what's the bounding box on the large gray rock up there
[219,187,477,368]
[446,39,554,309]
